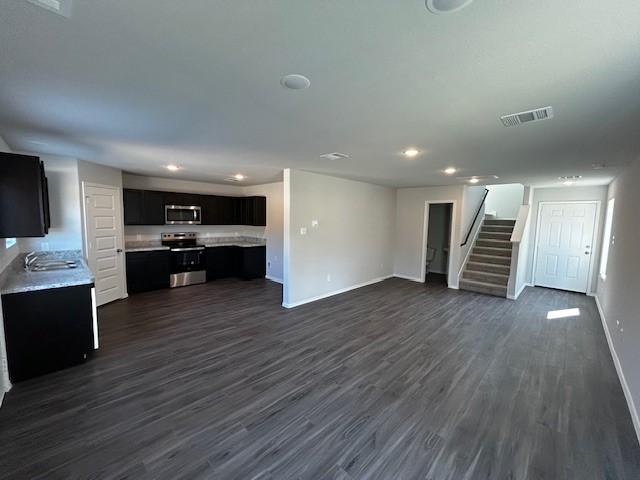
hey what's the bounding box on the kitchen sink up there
[27,260,78,272]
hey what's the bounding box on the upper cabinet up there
[0,153,50,238]
[123,189,266,226]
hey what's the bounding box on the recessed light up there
[234,174,245,181]
[166,164,180,172]
[563,181,575,186]
[444,167,457,175]
[469,177,480,184]
[281,74,311,90]
[403,148,420,158]
[426,0,474,14]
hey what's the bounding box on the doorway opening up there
[424,203,453,286]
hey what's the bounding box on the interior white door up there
[534,202,597,293]
[83,184,125,306]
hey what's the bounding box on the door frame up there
[421,200,457,287]
[532,200,601,294]
[81,181,127,304]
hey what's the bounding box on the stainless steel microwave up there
[165,205,202,225]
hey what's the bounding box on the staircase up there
[460,218,516,297]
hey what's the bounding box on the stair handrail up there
[460,188,489,247]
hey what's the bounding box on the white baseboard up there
[393,274,423,282]
[508,282,532,300]
[283,275,393,309]
[266,275,283,284]
[593,294,640,445]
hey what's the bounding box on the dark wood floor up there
[1,278,638,479]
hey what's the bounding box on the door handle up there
[117,248,123,253]
[584,251,590,255]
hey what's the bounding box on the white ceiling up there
[1,0,640,187]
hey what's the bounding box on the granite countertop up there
[124,236,266,252]
[0,250,95,295]
[124,241,170,253]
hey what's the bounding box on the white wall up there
[284,169,395,307]
[21,156,83,253]
[123,173,243,196]
[394,186,463,283]
[394,185,486,286]
[595,157,640,441]
[245,182,284,283]
[486,184,525,219]
[526,185,607,292]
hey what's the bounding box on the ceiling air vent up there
[500,106,554,127]
[320,152,350,161]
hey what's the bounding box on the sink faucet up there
[24,252,38,270]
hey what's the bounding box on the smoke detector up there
[281,74,311,90]
[501,106,554,127]
[27,0,72,17]
[426,0,474,14]
[320,152,350,161]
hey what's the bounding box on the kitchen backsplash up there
[124,224,265,242]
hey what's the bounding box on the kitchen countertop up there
[0,250,95,295]
[125,237,266,252]
[124,241,170,253]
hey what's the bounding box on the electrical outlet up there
[300,227,307,236]
[41,242,49,251]
[327,274,331,282]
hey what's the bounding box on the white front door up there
[534,202,597,293]
[83,183,125,306]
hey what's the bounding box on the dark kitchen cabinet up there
[1,284,94,382]
[205,246,238,280]
[122,187,266,226]
[0,153,50,237]
[123,189,144,225]
[124,189,166,225]
[126,250,170,293]
[143,190,166,225]
[238,246,266,279]
[205,246,265,280]
[246,196,267,226]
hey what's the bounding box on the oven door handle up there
[170,247,205,252]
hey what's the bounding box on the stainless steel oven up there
[165,205,201,225]
[161,233,206,288]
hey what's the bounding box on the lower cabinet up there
[206,246,266,280]
[238,246,267,279]
[205,246,238,280]
[1,284,95,383]
[126,250,170,293]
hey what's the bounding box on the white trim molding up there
[420,200,458,288]
[266,275,283,284]
[393,274,423,283]
[593,294,640,444]
[282,275,393,309]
